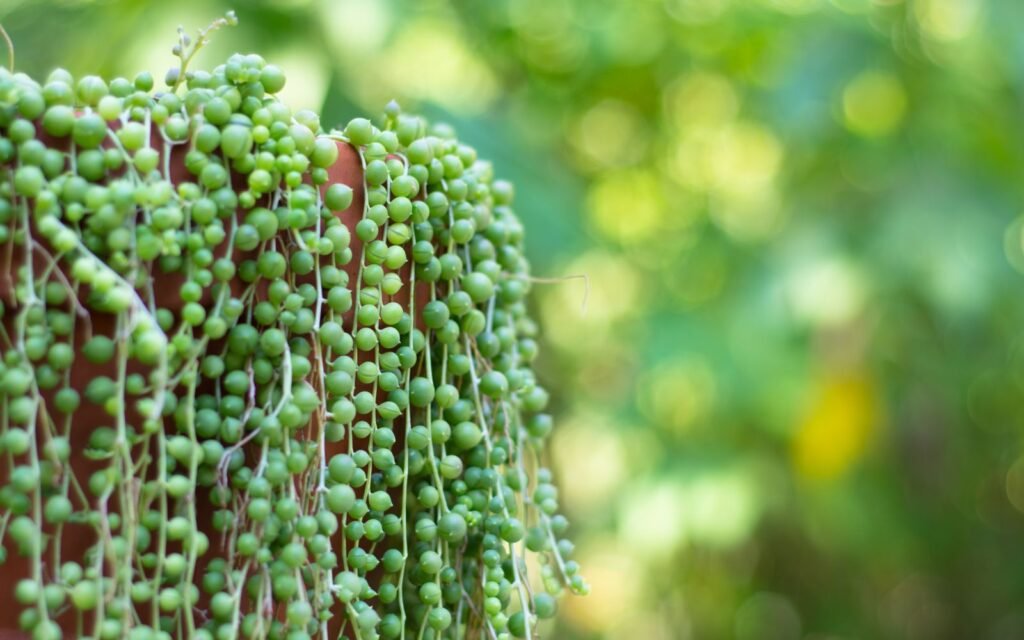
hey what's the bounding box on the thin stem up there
[170,11,237,93]
[0,23,13,72]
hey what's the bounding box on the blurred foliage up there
[6,0,1024,638]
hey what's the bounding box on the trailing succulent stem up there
[0,14,585,640]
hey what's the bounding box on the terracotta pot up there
[0,123,417,636]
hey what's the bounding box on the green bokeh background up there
[5,0,1024,638]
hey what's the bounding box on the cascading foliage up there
[0,14,586,640]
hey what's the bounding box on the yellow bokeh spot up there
[617,468,761,557]
[671,129,719,191]
[551,413,628,511]
[708,123,783,192]
[664,71,740,131]
[784,256,867,327]
[710,185,786,242]
[618,481,690,556]
[318,0,391,53]
[637,361,717,433]
[914,0,982,42]
[270,49,329,114]
[681,470,760,547]
[670,120,785,242]
[672,122,782,192]
[375,20,498,113]
[507,0,587,73]
[842,71,907,138]
[792,375,877,481]
[586,169,667,243]
[569,100,648,171]
[562,537,643,633]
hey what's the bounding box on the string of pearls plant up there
[0,14,586,640]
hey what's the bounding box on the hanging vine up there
[0,13,586,640]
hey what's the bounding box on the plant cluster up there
[0,14,585,640]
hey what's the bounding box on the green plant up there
[0,14,585,640]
